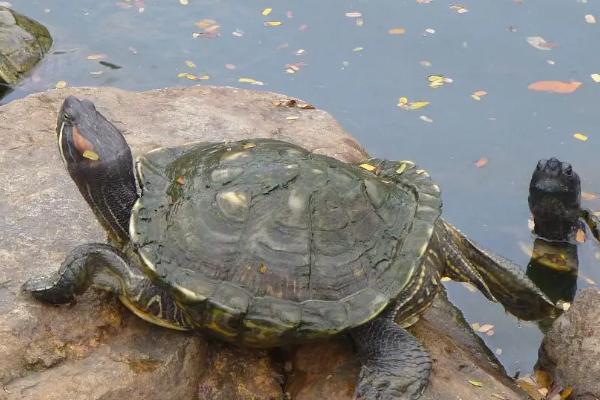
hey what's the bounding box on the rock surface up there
[538,288,600,400]
[0,6,52,85]
[0,85,528,399]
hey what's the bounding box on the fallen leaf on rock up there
[527,81,581,94]
[468,380,483,387]
[475,157,489,168]
[527,36,557,50]
[573,132,588,141]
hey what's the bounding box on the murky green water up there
[5,0,600,376]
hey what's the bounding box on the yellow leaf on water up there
[440,276,451,282]
[388,27,406,35]
[359,163,377,172]
[238,77,264,85]
[407,101,429,110]
[179,0,188,4]
[397,97,408,106]
[471,90,488,101]
[86,53,106,60]
[574,132,588,142]
[262,7,272,16]
[82,150,99,161]
[353,47,364,52]
[265,21,282,27]
[468,380,483,387]
[591,73,600,83]
[585,14,596,24]
[55,80,67,89]
[185,60,196,68]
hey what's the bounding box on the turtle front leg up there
[437,220,557,320]
[350,309,431,400]
[22,243,191,330]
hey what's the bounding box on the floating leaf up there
[388,27,406,35]
[55,80,67,89]
[86,53,106,60]
[477,324,494,333]
[528,81,581,94]
[99,60,122,69]
[428,74,453,88]
[419,115,433,123]
[591,73,600,83]
[180,0,188,4]
[185,60,196,68]
[440,276,451,282]
[353,47,364,52]
[527,36,557,50]
[225,63,236,70]
[82,150,99,161]
[450,4,469,13]
[262,7,272,16]
[397,97,429,110]
[576,228,586,243]
[582,191,599,200]
[475,157,489,168]
[585,14,596,24]
[573,132,588,141]
[195,19,220,37]
[471,90,488,100]
[238,77,264,85]
[177,72,209,80]
[265,21,282,27]
[345,11,362,18]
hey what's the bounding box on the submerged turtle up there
[24,96,554,400]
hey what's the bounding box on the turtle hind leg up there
[438,219,557,320]
[350,311,431,400]
[22,243,191,330]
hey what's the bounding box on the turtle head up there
[57,96,129,168]
[528,157,581,241]
[56,96,137,245]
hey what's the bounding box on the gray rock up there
[0,85,526,399]
[0,6,52,85]
[538,288,600,400]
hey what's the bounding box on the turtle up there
[23,96,555,400]
[529,157,600,243]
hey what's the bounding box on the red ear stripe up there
[72,126,96,155]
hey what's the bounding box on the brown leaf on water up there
[582,191,599,201]
[475,157,489,168]
[576,228,586,243]
[527,81,582,94]
[194,19,220,38]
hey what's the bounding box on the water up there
[5,0,600,376]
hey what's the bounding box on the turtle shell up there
[130,139,441,346]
